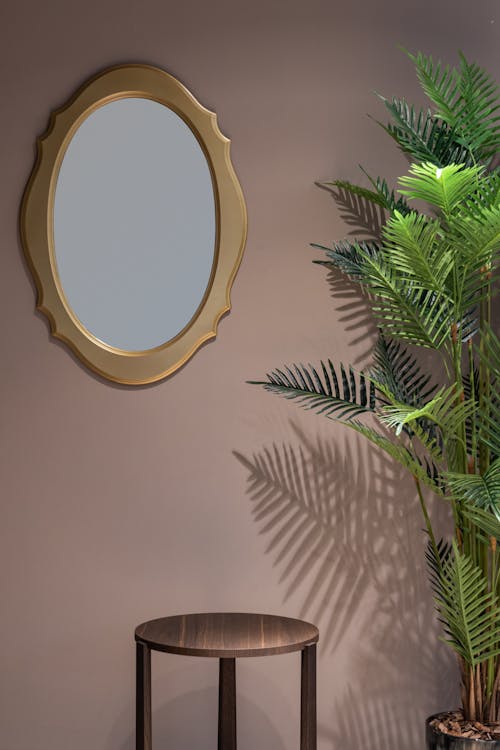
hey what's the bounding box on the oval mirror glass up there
[54,97,216,352]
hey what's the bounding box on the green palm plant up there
[251,50,500,723]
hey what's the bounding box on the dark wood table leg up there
[218,657,237,750]
[301,644,317,750]
[136,642,152,750]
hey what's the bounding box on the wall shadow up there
[321,269,378,365]
[236,427,374,654]
[108,685,286,750]
[235,420,457,750]
[312,183,383,366]
[316,182,384,241]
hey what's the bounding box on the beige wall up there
[0,1,497,748]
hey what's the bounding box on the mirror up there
[21,65,247,384]
[54,97,216,352]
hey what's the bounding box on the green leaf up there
[378,97,472,167]
[248,361,376,421]
[450,199,500,317]
[370,335,436,405]
[446,458,500,518]
[426,537,452,590]
[360,169,413,215]
[347,420,443,493]
[378,385,474,456]
[311,240,381,282]
[382,210,454,294]
[319,180,387,209]
[452,204,500,264]
[461,505,500,541]
[477,325,500,458]
[433,540,500,667]
[312,237,455,353]
[406,50,500,161]
[461,169,500,216]
[399,162,485,217]
[319,174,411,215]
[406,50,459,124]
[350,245,453,350]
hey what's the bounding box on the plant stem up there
[478,269,493,706]
[414,477,440,566]
[468,340,478,474]
[479,272,492,475]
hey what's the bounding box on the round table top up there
[135,612,319,658]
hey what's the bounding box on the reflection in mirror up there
[54,97,216,351]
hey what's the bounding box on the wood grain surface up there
[135,612,319,657]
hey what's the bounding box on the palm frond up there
[370,336,443,458]
[463,364,480,457]
[347,420,444,493]
[249,361,376,420]
[426,537,453,590]
[393,164,498,341]
[378,385,474,450]
[319,180,387,209]
[353,246,453,350]
[461,505,500,542]
[399,162,485,217]
[378,97,472,166]
[433,540,500,667]
[479,394,500,460]
[371,335,436,405]
[477,325,500,458]
[436,169,500,284]
[382,210,454,294]
[407,51,460,125]
[453,204,500,262]
[311,239,381,281]
[360,169,413,216]
[407,50,500,161]
[454,53,500,157]
[452,201,500,319]
[325,243,454,347]
[446,458,500,518]
[462,170,500,215]
[319,174,411,216]
[370,290,451,351]
[479,324,500,380]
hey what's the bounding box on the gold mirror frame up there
[20,64,247,385]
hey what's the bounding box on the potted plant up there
[251,50,500,746]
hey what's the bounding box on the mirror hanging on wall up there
[20,64,247,385]
[54,97,216,352]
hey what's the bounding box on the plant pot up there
[427,714,500,748]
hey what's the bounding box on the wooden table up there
[135,612,319,750]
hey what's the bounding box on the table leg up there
[300,644,317,750]
[218,657,236,749]
[136,642,152,750]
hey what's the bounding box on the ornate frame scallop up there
[20,64,247,385]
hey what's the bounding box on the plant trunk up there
[460,660,500,723]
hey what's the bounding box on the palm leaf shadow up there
[236,421,456,748]
[322,684,426,749]
[334,550,458,749]
[313,182,383,365]
[235,423,410,653]
[323,614,457,750]
[318,182,385,241]
[322,269,378,365]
